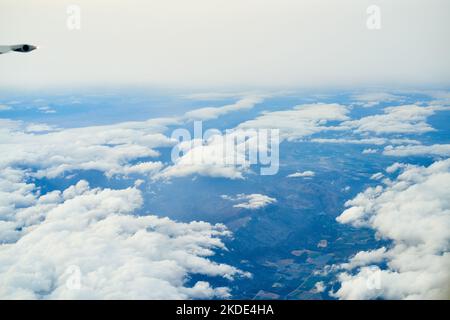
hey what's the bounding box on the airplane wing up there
[0,46,12,54]
[0,44,37,54]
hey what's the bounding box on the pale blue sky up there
[1,0,449,89]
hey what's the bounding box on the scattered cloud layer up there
[158,103,351,180]
[238,103,349,141]
[341,105,443,134]
[383,144,450,157]
[333,160,450,299]
[1,93,449,299]
[351,92,404,108]
[1,98,277,299]
[0,118,175,179]
[1,96,271,181]
[2,99,446,183]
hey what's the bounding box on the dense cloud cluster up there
[1,100,271,299]
[0,178,247,299]
[333,160,450,299]
[0,97,269,181]
[0,117,175,179]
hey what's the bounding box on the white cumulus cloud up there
[0,118,176,179]
[341,105,445,134]
[0,179,248,299]
[333,159,450,299]
[222,193,277,210]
